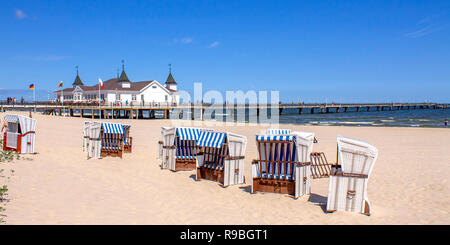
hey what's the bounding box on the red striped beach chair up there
[195,131,247,187]
[2,114,36,154]
[251,132,314,198]
[326,136,378,215]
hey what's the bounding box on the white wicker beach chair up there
[251,132,314,198]
[326,136,378,215]
[3,114,36,154]
[196,131,247,187]
[159,127,213,171]
[83,121,91,152]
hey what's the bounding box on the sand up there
[0,111,449,224]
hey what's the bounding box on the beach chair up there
[123,124,133,153]
[160,127,212,171]
[266,128,330,179]
[326,136,378,215]
[84,122,125,159]
[83,121,91,152]
[85,122,102,159]
[196,131,247,187]
[2,114,36,154]
[251,132,314,198]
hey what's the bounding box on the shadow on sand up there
[308,193,328,213]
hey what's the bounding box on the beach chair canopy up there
[176,127,202,141]
[101,122,124,134]
[266,129,291,135]
[256,134,296,142]
[3,114,36,134]
[337,136,378,176]
[197,131,226,148]
[4,114,20,123]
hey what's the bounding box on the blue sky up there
[1,0,449,102]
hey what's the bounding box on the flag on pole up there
[98,78,104,89]
[57,81,63,87]
[29,84,35,90]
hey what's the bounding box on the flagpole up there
[33,83,37,107]
[98,79,101,110]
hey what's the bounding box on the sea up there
[8,104,449,128]
[166,107,450,128]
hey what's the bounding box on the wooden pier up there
[0,102,447,120]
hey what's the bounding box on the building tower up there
[165,64,177,91]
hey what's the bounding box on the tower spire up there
[118,60,130,82]
[72,65,84,87]
[169,63,172,73]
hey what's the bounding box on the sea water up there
[175,108,450,128]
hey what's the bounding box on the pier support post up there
[298,108,302,114]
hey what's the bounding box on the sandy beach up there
[0,111,449,225]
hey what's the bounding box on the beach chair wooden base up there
[326,201,371,216]
[174,159,197,171]
[101,149,123,158]
[252,178,295,196]
[196,167,224,184]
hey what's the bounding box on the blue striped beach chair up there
[251,132,314,198]
[266,128,330,178]
[159,127,212,171]
[326,136,378,215]
[100,122,124,158]
[196,131,247,187]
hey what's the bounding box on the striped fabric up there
[176,127,201,140]
[266,129,291,135]
[4,114,20,123]
[101,123,124,134]
[256,134,296,142]
[197,131,226,148]
[203,144,229,170]
[176,137,197,159]
[256,134,297,180]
